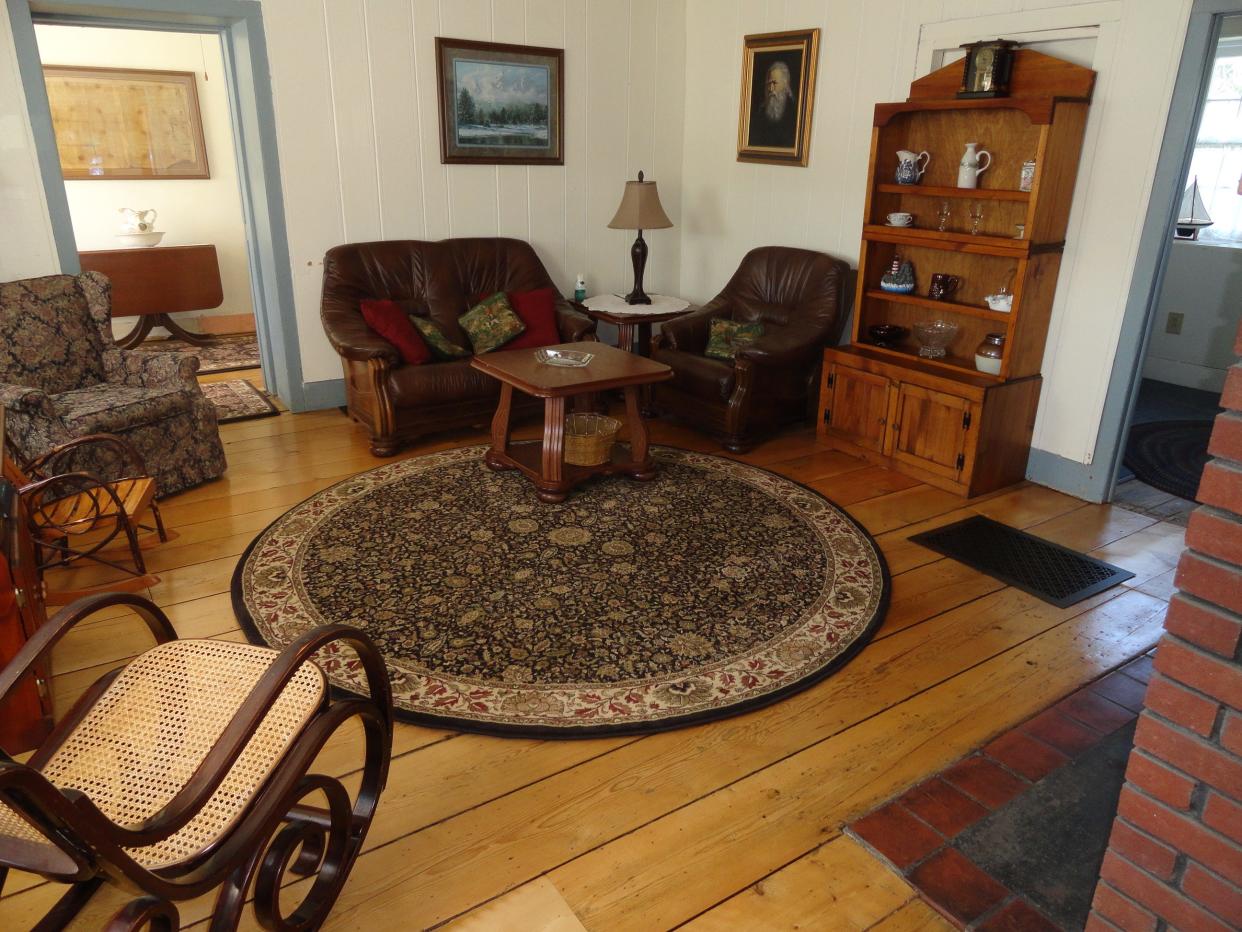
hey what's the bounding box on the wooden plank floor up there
[0,370,1180,931]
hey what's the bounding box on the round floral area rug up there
[231,445,889,737]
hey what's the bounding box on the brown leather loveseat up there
[321,238,595,455]
[651,245,850,451]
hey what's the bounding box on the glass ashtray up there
[535,348,594,367]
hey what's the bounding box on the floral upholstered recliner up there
[0,272,226,496]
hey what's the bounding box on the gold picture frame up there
[43,65,210,180]
[737,29,820,167]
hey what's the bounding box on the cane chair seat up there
[0,639,325,870]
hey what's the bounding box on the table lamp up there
[607,170,673,305]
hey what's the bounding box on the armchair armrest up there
[557,300,597,342]
[321,296,401,366]
[0,383,56,419]
[735,324,830,370]
[659,300,729,354]
[106,350,199,389]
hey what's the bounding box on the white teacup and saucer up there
[885,211,913,227]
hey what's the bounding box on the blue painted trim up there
[300,378,347,412]
[15,0,308,410]
[6,0,77,272]
[1086,0,1241,502]
[1026,448,1111,504]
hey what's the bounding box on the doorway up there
[6,0,305,410]
[31,21,275,424]
[1108,9,1242,521]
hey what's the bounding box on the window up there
[1185,28,1242,246]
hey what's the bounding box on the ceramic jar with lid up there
[974,333,1005,374]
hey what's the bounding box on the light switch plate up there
[1166,312,1184,335]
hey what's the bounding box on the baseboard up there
[300,377,347,411]
[1025,447,1110,504]
[1141,356,1227,394]
[197,313,258,335]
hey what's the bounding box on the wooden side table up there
[471,342,673,503]
[78,245,224,348]
[581,293,690,358]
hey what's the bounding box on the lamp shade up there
[607,172,673,231]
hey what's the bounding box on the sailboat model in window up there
[1174,176,1213,240]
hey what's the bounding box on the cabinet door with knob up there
[822,365,893,452]
[891,384,978,483]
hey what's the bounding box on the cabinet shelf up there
[864,289,1014,323]
[863,225,1033,257]
[875,183,1030,202]
[855,342,1002,382]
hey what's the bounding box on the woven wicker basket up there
[564,413,622,466]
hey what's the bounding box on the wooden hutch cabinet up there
[819,50,1095,497]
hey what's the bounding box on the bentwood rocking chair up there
[2,433,169,602]
[0,590,394,930]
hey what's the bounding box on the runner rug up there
[232,445,888,737]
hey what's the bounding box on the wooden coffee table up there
[471,342,673,503]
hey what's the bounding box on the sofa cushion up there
[505,288,562,350]
[460,293,526,354]
[0,275,108,395]
[386,359,500,408]
[652,348,736,402]
[705,319,764,360]
[411,317,470,360]
[360,299,432,365]
[53,383,190,434]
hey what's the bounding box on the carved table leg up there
[158,313,219,346]
[114,316,155,349]
[624,386,656,481]
[537,396,567,503]
[484,383,515,472]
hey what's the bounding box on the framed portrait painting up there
[737,29,820,167]
[436,38,564,165]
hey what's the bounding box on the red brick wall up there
[1089,324,1242,932]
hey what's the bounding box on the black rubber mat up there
[909,516,1134,608]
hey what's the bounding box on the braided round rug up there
[1123,419,1214,502]
[232,445,888,737]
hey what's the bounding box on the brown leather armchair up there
[321,238,595,455]
[651,246,850,451]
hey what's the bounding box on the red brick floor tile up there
[1023,710,1103,756]
[850,802,943,869]
[909,848,1010,924]
[899,778,990,837]
[1091,670,1149,712]
[1123,654,1155,685]
[977,897,1062,931]
[943,754,1030,809]
[984,730,1070,782]
[1056,689,1137,735]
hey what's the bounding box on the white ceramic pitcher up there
[118,207,158,233]
[957,143,991,189]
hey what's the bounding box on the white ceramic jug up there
[118,207,158,233]
[957,143,991,189]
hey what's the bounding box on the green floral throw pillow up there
[705,319,764,360]
[459,292,527,355]
[410,316,470,359]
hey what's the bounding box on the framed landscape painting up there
[436,38,564,165]
[737,29,820,167]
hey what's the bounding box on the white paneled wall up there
[676,0,1193,467]
[262,0,687,385]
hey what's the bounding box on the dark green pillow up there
[705,319,764,360]
[410,316,470,359]
[459,292,527,354]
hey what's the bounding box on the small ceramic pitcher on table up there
[956,143,991,189]
[895,149,930,185]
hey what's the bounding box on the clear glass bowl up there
[913,320,959,359]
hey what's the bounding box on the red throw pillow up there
[505,288,561,349]
[359,298,432,365]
